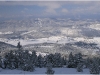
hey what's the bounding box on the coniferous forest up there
[0,42,100,74]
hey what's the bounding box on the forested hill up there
[0,41,16,50]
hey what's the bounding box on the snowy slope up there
[0,68,90,74]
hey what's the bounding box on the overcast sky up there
[0,1,100,19]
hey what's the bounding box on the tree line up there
[0,42,100,74]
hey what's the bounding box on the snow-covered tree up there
[74,53,83,67]
[60,56,67,66]
[21,60,35,72]
[37,55,44,68]
[20,50,34,71]
[90,58,99,74]
[44,54,53,68]
[17,42,22,50]
[77,62,83,72]
[4,50,15,69]
[45,61,54,74]
[16,50,24,69]
[85,57,92,68]
[68,52,76,68]
[30,51,37,66]
[1,58,5,69]
[13,50,19,68]
[53,53,62,67]
[0,56,2,68]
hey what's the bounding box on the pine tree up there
[17,42,22,50]
[74,53,83,67]
[45,61,54,75]
[28,62,35,72]
[4,50,15,69]
[17,50,24,69]
[31,51,37,66]
[77,62,83,72]
[53,53,62,67]
[68,52,76,68]
[16,42,24,69]
[13,50,19,68]
[21,60,35,72]
[90,58,99,74]
[0,56,2,68]
[3,43,35,72]
[85,57,92,68]
[37,55,44,68]
[61,57,66,66]
[1,58,5,69]
[19,50,35,72]
[45,54,55,68]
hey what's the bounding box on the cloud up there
[21,10,25,13]
[0,1,100,18]
[37,2,63,15]
[62,8,68,13]
[65,1,100,16]
[0,1,63,15]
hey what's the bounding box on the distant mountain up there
[0,18,100,39]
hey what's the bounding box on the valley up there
[0,18,100,57]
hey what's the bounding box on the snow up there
[36,52,48,57]
[0,36,75,46]
[40,46,54,48]
[28,51,48,57]
[1,36,100,49]
[0,68,90,74]
[61,28,79,36]
[21,30,37,35]
[74,37,86,42]
[92,37,100,44]
[0,31,13,35]
[89,24,100,30]
[74,37,100,44]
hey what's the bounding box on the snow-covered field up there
[0,36,75,46]
[0,36,100,47]
[0,68,89,74]
[89,24,100,30]
[0,31,13,35]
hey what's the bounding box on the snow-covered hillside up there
[0,18,100,56]
[0,36,100,47]
[0,18,99,39]
[89,24,100,30]
[0,36,75,46]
